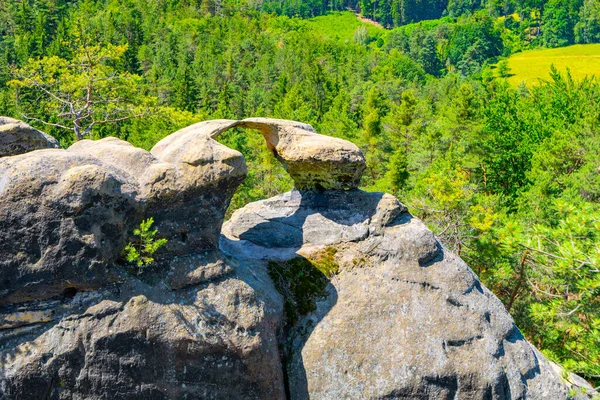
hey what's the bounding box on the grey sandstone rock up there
[0,120,286,399]
[0,149,138,305]
[156,117,367,190]
[0,255,285,399]
[0,118,595,400]
[221,190,596,400]
[0,117,60,157]
[237,118,366,190]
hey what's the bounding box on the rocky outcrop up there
[0,255,285,399]
[158,118,367,190]
[0,118,595,399]
[0,121,246,305]
[0,117,60,157]
[237,118,366,190]
[0,120,286,399]
[222,191,594,399]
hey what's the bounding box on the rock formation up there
[0,117,595,399]
[0,119,283,399]
[0,117,60,157]
[222,191,593,399]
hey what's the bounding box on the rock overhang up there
[0,118,366,306]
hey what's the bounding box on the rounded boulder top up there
[0,116,60,157]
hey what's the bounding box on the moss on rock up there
[267,247,338,328]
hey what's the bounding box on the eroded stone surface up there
[0,259,285,399]
[221,190,595,400]
[221,190,407,260]
[0,121,285,399]
[0,128,247,306]
[0,149,137,304]
[152,117,366,190]
[237,118,366,190]
[0,117,60,157]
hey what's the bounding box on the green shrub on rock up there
[122,218,168,273]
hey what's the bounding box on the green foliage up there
[541,0,583,47]
[498,201,600,378]
[497,59,511,77]
[575,0,600,44]
[10,43,151,143]
[122,218,168,272]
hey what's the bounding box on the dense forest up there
[0,0,599,385]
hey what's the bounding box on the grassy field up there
[308,11,385,42]
[502,44,600,86]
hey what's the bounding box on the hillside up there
[502,44,600,86]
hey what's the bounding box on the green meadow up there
[503,44,600,85]
[307,11,385,42]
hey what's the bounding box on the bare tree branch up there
[24,78,73,107]
[21,113,73,132]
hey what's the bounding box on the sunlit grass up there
[307,11,384,42]
[501,44,600,86]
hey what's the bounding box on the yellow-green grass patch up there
[499,44,600,86]
[307,11,385,42]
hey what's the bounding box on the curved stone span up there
[152,118,366,190]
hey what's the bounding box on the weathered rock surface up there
[0,117,60,157]
[237,118,366,190]
[222,190,596,399]
[0,148,138,304]
[0,120,287,399]
[0,118,595,399]
[154,118,367,190]
[0,252,285,399]
[0,123,247,305]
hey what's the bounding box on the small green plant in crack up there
[268,247,339,327]
[122,218,168,273]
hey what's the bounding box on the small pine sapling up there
[122,218,168,273]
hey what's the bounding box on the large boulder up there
[150,120,248,254]
[0,123,247,306]
[222,190,596,399]
[237,118,366,190]
[0,121,285,399]
[0,118,594,400]
[0,148,139,305]
[0,117,60,157]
